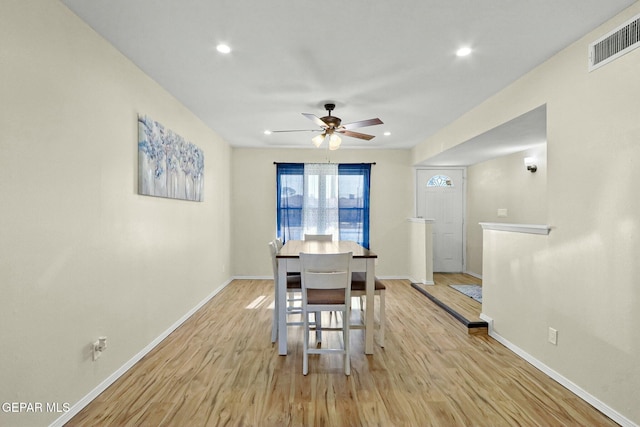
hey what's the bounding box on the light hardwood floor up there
[414,273,483,323]
[67,279,617,426]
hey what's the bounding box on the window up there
[276,163,371,248]
[426,174,453,187]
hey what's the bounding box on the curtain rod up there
[273,162,376,165]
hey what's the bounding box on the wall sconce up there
[524,157,537,173]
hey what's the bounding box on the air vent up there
[589,13,640,71]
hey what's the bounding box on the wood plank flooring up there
[66,279,617,427]
[415,273,483,323]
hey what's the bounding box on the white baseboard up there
[487,327,637,427]
[479,313,493,332]
[405,275,434,284]
[464,270,483,280]
[50,278,234,427]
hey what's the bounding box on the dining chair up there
[303,233,333,241]
[350,272,386,347]
[268,241,321,343]
[274,237,283,251]
[300,252,353,376]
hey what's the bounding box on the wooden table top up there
[276,240,377,259]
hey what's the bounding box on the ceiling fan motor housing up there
[321,103,340,128]
[321,116,341,128]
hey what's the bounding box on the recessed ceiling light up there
[216,44,231,54]
[456,46,472,57]
[384,131,391,136]
[264,130,272,135]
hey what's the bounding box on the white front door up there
[416,169,464,272]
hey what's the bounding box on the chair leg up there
[271,297,278,343]
[344,307,351,376]
[315,311,322,342]
[271,283,281,343]
[303,311,309,375]
[379,291,385,348]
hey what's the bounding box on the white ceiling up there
[418,104,547,166]
[61,0,634,163]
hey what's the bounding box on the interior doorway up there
[416,169,465,272]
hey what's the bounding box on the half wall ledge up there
[479,222,551,235]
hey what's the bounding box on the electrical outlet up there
[497,208,508,218]
[92,336,108,361]
[92,341,102,361]
[548,327,558,345]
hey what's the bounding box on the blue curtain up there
[276,163,371,248]
[276,163,304,242]
[338,163,371,249]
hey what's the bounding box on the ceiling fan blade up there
[339,130,376,141]
[270,129,322,133]
[302,113,328,128]
[341,118,383,130]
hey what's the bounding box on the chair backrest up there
[304,233,333,242]
[300,252,352,304]
[268,241,279,282]
[274,237,283,251]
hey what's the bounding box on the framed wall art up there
[138,115,204,201]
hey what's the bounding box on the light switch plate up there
[497,208,508,217]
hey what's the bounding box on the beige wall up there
[0,2,231,426]
[466,144,547,275]
[231,148,413,278]
[412,3,640,424]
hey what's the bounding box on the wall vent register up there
[589,13,640,71]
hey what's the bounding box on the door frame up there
[414,167,467,274]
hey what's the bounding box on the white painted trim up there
[487,329,637,427]
[479,313,493,334]
[50,278,234,427]
[233,275,272,280]
[464,270,483,280]
[479,222,551,235]
[408,275,435,285]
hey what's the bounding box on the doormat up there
[450,284,482,303]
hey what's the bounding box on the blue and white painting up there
[138,115,204,201]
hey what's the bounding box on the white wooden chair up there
[304,233,333,241]
[274,237,283,251]
[268,241,321,343]
[303,233,384,345]
[300,252,352,375]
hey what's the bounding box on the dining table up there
[275,240,378,355]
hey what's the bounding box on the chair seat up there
[307,288,346,305]
[286,274,301,289]
[351,272,386,291]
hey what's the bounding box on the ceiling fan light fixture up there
[329,134,342,150]
[312,134,325,147]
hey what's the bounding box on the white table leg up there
[364,258,375,354]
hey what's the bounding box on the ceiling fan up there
[271,103,383,150]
